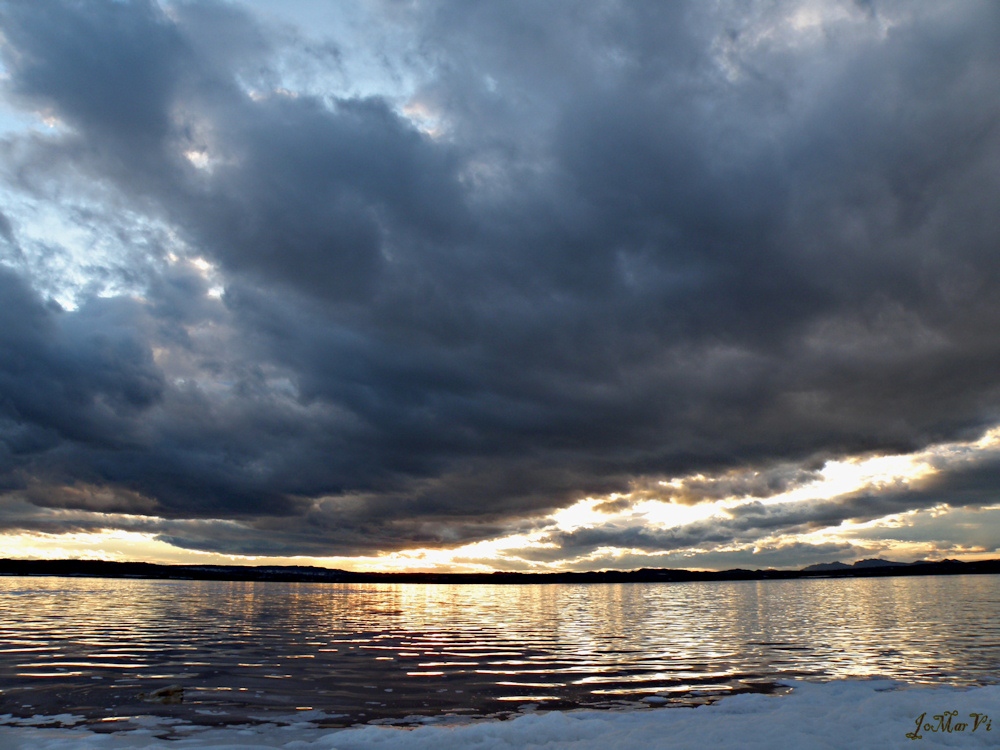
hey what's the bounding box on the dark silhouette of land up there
[1,557,998,584]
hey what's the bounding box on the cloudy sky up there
[0,0,999,572]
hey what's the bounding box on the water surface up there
[1,574,997,729]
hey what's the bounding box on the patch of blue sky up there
[233,1,432,115]
[0,185,187,310]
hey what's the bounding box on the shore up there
[2,680,997,749]
[3,558,1000,585]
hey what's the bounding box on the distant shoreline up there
[2,557,999,584]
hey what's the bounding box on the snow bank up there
[2,680,998,749]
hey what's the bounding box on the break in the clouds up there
[0,0,999,570]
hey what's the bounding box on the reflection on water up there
[0,575,998,727]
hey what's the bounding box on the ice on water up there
[3,680,999,749]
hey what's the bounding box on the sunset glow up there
[0,0,997,572]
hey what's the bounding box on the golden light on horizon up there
[2,425,999,572]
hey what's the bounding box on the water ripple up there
[0,575,998,727]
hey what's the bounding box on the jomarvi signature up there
[906,710,992,740]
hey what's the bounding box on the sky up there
[0,0,999,573]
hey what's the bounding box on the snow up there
[1,680,998,749]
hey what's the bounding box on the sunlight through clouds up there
[0,0,998,571]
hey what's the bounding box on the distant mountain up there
[851,558,904,568]
[801,561,851,572]
[801,558,904,572]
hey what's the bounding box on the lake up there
[1,574,998,730]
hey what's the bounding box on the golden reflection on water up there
[0,575,997,723]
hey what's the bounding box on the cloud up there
[0,0,999,562]
[0,267,164,458]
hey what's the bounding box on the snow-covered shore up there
[2,680,997,749]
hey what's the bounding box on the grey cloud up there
[846,506,1000,553]
[0,492,257,547]
[0,209,17,247]
[0,1,999,559]
[619,462,826,507]
[0,267,164,453]
[1,0,184,142]
[542,450,1000,560]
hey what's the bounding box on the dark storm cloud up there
[1,0,1000,558]
[0,267,163,459]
